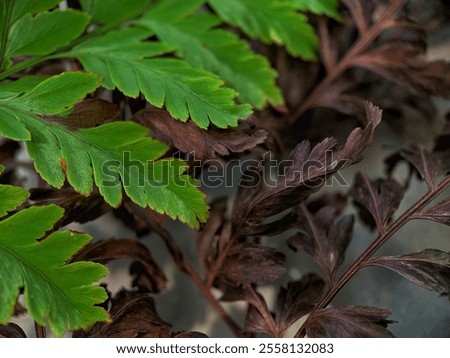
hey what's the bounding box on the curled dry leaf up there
[134,108,268,160]
[244,300,271,335]
[274,274,326,336]
[74,292,171,338]
[288,204,354,283]
[45,98,120,130]
[72,238,167,293]
[246,192,348,237]
[0,323,27,338]
[364,249,450,295]
[343,0,450,99]
[219,284,253,303]
[238,210,298,237]
[386,144,447,189]
[305,306,395,338]
[312,78,365,116]
[307,192,348,214]
[233,102,382,235]
[74,291,208,338]
[197,197,230,271]
[400,145,444,190]
[349,173,404,233]
[236,137,336,222]
[219,243,285,286]
[238,275,326,337]
[30,188,110,228]
[275,49,320,111]
[113,205,151,238]
[113,199,167,238]
[295,0,450,122]
[355,43,450,97]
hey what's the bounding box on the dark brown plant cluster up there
[1,0,449,338]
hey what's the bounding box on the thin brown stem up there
[34,322,46,338]
[295,176,450,337]
[132,206,242,337]
[287,0,407,124]
[318,18,335,74]
[205,237,234,288]
[155,225,243,337]
[247,285,280,337]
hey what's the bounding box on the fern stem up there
[131,205,243,337]
[34,322,46,338]
[205,236,235,289]
[247,285,280,337]
[287,0,407,124]
[295,175,450,337]
[156,225,243,337]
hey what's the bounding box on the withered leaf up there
[46,99,119,130]
[288,205,353,283]
[113,200,166,238]
[244,303,270,335]
[30,188,109,228]
[243,289,278,336]
[413,198,450,227]
[220,244,285,286]
[275,49,319,111]
[364,249,450,295]
[274,274,326,335]
[219,284,252,303]
[312,78,364,116]
[244,193,348,237]
[113,206,150,238]
[241,137,336,220]
[341,0,376,34]
[134,108,267,159]
[307,192,348,216]
[0,323,26,338]
[355,43,450,97]
[233,103,382,235]
[231,163,265,235]
[349,173,404,233]
[113,200,152,238]
[72,239,167,293]
[305,306,395,338]
[400,145,444,190]
[238,211,298,237]
[74,292,171,338]
[197,197,230,271]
